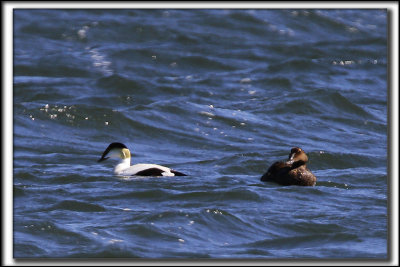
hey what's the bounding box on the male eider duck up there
[260,147,316,186]
[98,142,187,176]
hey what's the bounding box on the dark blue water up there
[13,9,388,259]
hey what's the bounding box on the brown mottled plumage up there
[260,147,316,186]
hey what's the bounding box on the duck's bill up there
[97,157,109,162]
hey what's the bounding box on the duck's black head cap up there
[108,142,128,149]
[98,142,128,162]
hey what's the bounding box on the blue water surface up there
[13,9,388,259]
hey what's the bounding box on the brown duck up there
[260,147,316,186]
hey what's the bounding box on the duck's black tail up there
[171,170,187,176]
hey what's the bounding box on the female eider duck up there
[98,142,187,176]
[260,147,316,186]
